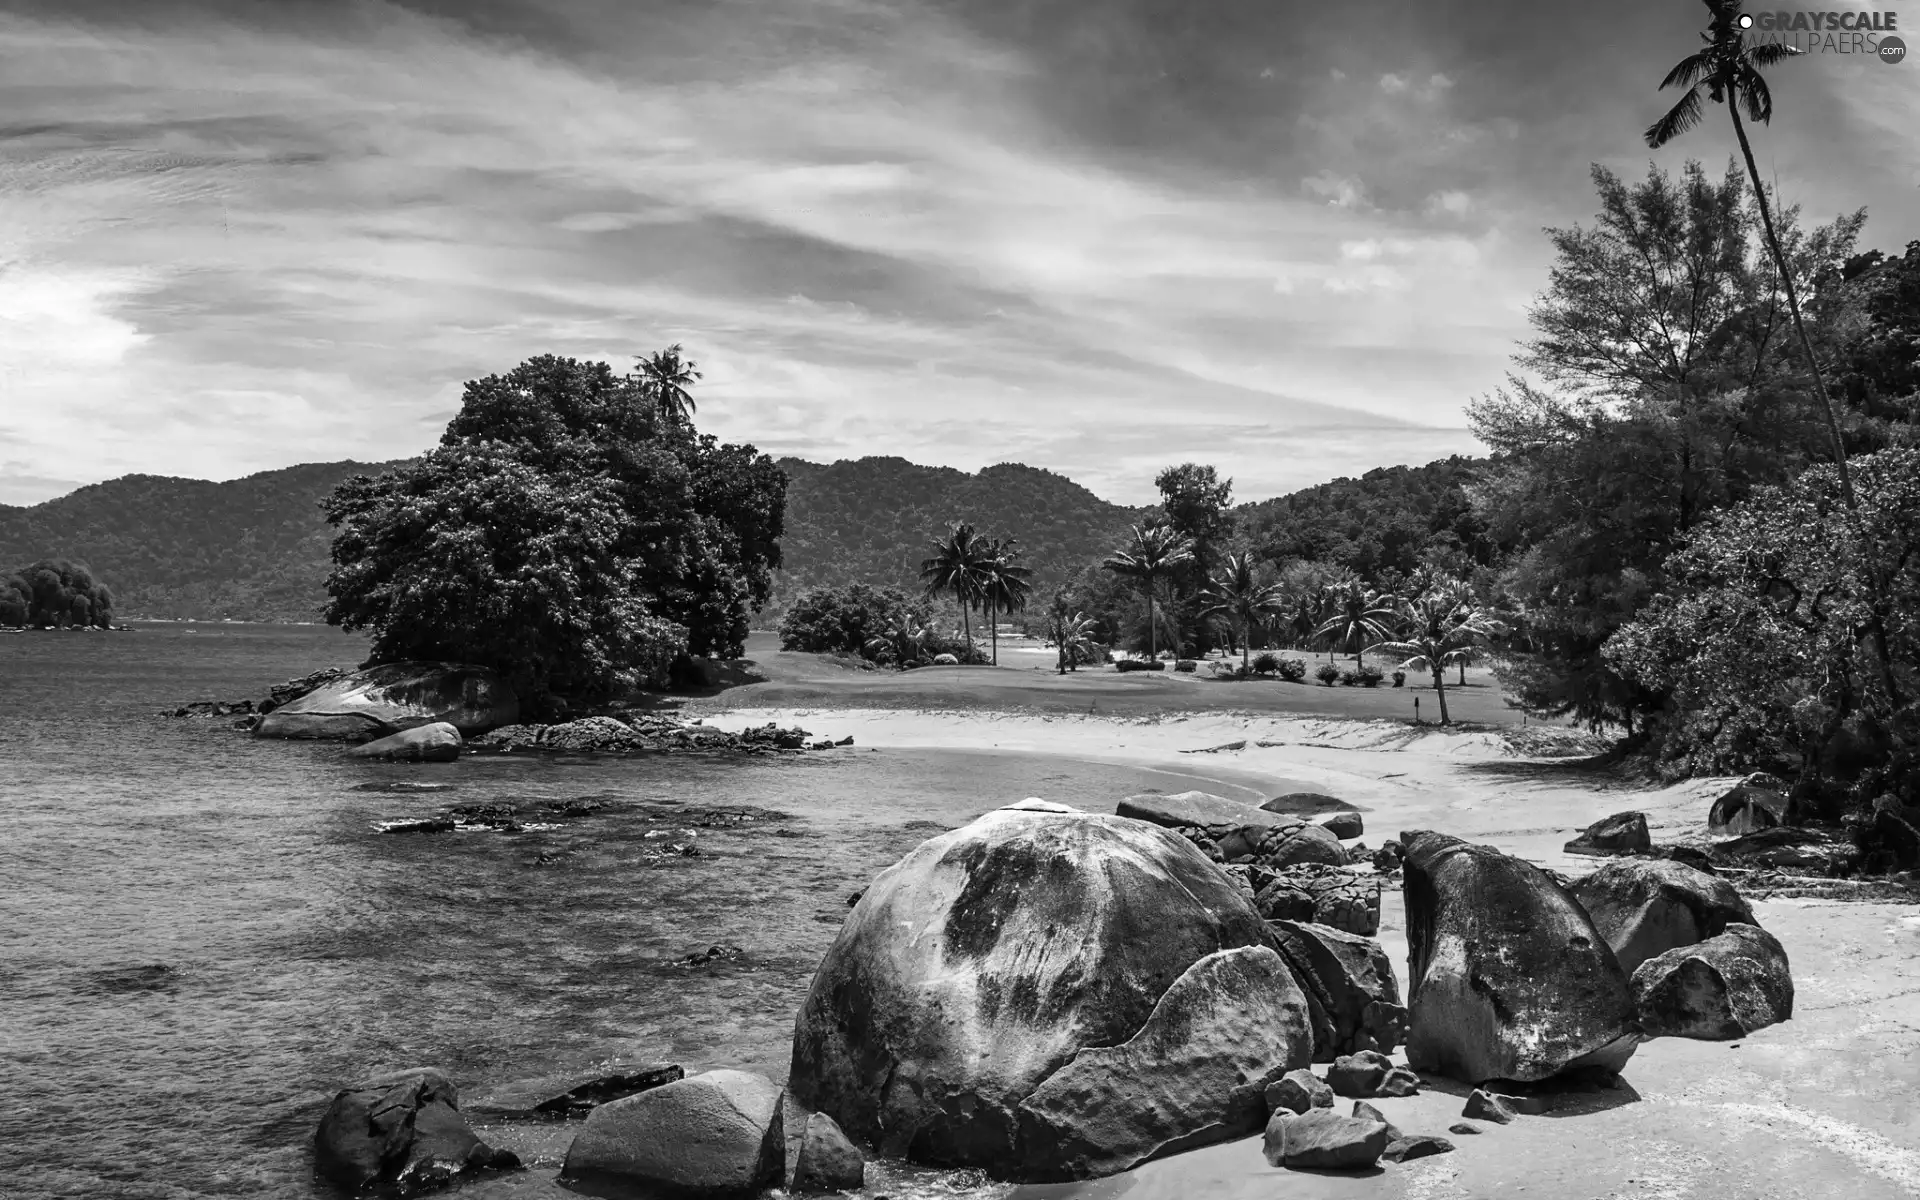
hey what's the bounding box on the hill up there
[0,454,1489,621]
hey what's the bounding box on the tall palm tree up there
[1201,552,1289,676]
[633,344,702,423]
[1374,586,1509,726]
[1313,580,1399,665]
[1102,523,1195,660]
[976,536,1034,665]
[1044,594,1099,675]
[1647,0,1854,506]
[919,521,989,652]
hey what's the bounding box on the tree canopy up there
[1,559,114,628]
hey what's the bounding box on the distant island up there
[0,454,1488,624]
[1,558,117,628]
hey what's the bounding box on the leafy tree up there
[977,536,1034,665]
[0,559,114,627]
[1102,523,1194,659]
[1647,0,1854,505]
[322,353,785,701]
[919,521,990,650]
[1375,586,1509,725]
[1312,579,1399,665]
[633,343,702,423]
[864,615,931,669]
[1156,463,1235,581]
[1044,591,1101,674]
[1202,552,1288,676]
[778,583,914,654]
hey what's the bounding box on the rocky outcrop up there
[1708,778,1787,835]
[1563,811,1651,857]
[1568,858,1757,975]
[1631,924,1794,1041]
[1250,865,1381,936]
[256,663,517,740]
[346,721,463,763]
[788,801,1312,1182]
[1402,831,1638,1084]
[561,1069,785,1197]
[313,1068,520,1195]
[792,1111,865,1193]
[1262,1109,1388,1170]
[473,714,826,755]
[1117,792,1347,867]
[1267,920,1406,1061]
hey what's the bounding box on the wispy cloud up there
[0,0,1913,508]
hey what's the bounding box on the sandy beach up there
[693,703,1920,1200]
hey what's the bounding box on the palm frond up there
[1656,51,1714,92]
[1748,42,1800,67]
[1645,86,1705,148]
[1737,67,1774,124]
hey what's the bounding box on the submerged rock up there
[347,721,463,763]
[1269,920,1406,1061]
[258,663,517,740]
[562,1069,784,1197]
[1631,924,1794,1041]
[1568,858,1757,975]
[789,801,1311,1182]
[313,1068,519,1195]
[1563,811,1652,857]
[1402,830,1637,1084]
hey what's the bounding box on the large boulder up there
[1707,780,1786,835]
[1631,924,1794,1041]
[562,1069,784,1196]
[1568,858,1757,976]
[313,1068,519,1195]
[1563,811,1651,857]
[1401,831,1638,1084]
[256,663,517,740]
[1268,920,1406,1061]
[346,721,463,763]
[789,802,1312,1182]
[1117,792,1347,866]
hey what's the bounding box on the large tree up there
[1376,586,1509,727]
[976,536,1034,665]
[919,521,990,650]
[0,559,113,628]
[1202,552,1288,675]
[321,353,785,700]
[1102,523,1194,660]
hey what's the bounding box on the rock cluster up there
[1117,790,1348,868]
[473,714,847,755]
[1242,863,1381,936]
[313,1068,520,1196]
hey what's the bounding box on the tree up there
[778,583,914,654]
[1201,552,1288,676]
[1375,586,1509,725]
[1647,0,1854,506]
[919,521,990,650]
[864,615,930,669]
[633,343,702,423]
[0,559,114,627]
[1102,523,1194,660]
[976,536,1034,665]
[323,353,785,701]
[1312,579,1399,665]
[1156,463,1235,581]
[1044,591,1100,674]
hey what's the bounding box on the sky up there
[1,0,1917,507]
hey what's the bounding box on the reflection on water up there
[0,623,1275,1200]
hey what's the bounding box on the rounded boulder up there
[560,1069,784,1197]
[1568,857,1757,976]
[255,662,517,740]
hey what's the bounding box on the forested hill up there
[0,454,1486,621]
[773,457,1147,605]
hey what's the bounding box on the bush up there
[923,628,989,665]
[1174,659,1197,673]
[779,583,913,654]
[1315,662,1340,686]
[1339,668,1359,686]
[1116,658,1167,673]
[1251,651,1281,676]
[1278,658,1307,682]
[1357,664,1384,688]
[1392,669,1407,687]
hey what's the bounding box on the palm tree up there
[1201,552,1289,676]
[1102,524,1195,660]
[864,616,930,669]
[1312,580,1400,665]
[633,344,702,423]
[1044,594,1100,674]
[1374,587,1509,726]
[1646,0,1854,506]
[919,521,989,653]
[976,536,1034,665]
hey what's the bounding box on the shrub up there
[1392,669,1407,687]
[1251,651,1281,676]
[779,583,913,654]
[923,628,989,665]
[1315,662,1340,686]
[1116,658,1167,673]
[1339,668,1360,686]
[1174,659,1197,673]
[1357,664,1384,688]
[1278,658,1307,682]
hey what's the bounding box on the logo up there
[1884,33,1909,60]
[1737,9,1905,59]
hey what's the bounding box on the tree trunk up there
[1730,101,1855,508]
[1432,665,1452,725]
[1242,620,1251,676]
[1458,656,1466,686]
[990,607,998,665]
[1147,586,1157,659]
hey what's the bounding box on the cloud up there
[1302,170,1370,208]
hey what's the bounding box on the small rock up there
[1461,1089,1516,1124]
[835,735,854,747]
[1326,1050,1394,1097]
[561,1069,785,1197]
[847,890,864,907]
[1264,1068,1333,1116]
[314,1068,520,1195]
[1375,1067,1420,1097]
[1319,811,1364,840]
[1261,1108,1389,1170]
[792,1110,864,1193]
[1708,781,1785,835]
[1383,1134,1455,1162]
[1371,840,1404,873]
[1562,810,1651,857]
[1349,1101,1402,1141]
[1448,1121,1482,1135]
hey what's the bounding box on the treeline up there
[1,559,115,628]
